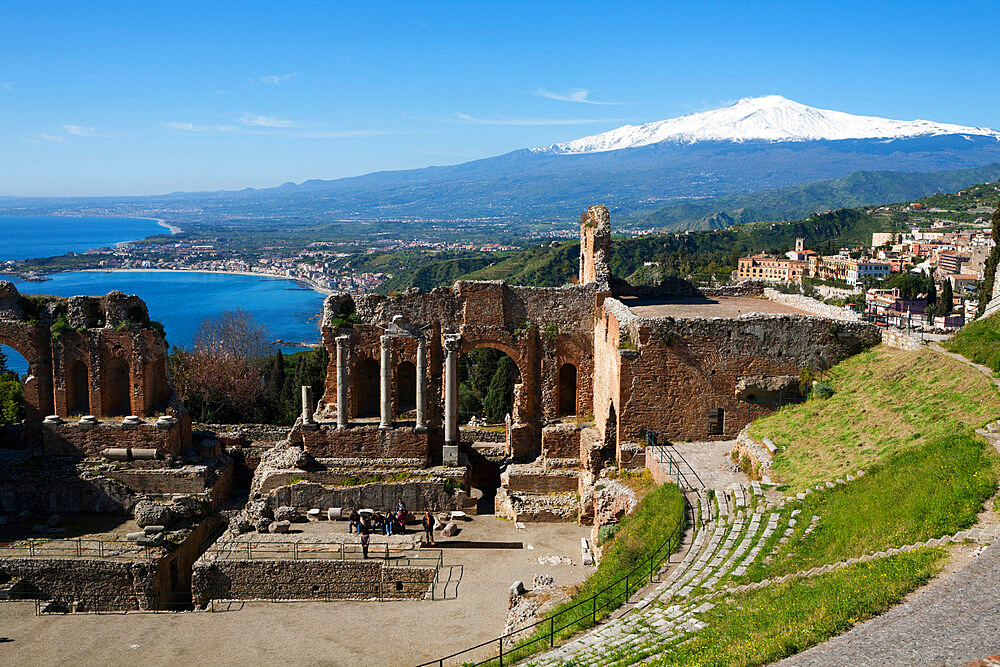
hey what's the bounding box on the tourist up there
[359,512,371,558]
[384,510,395,536]
[396,498,408,533]
[348,509,360,534]
[422,511,435,546]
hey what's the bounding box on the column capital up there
[335,334,350,347]
[443,334,462,352]
[380,334,391,346]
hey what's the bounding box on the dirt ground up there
[0,517,592,666]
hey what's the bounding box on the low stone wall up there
[290,423,434,463]
[0,465,137,515]
[460,427,506,443]
[764,289,861,322]
[0,556,160,610]
[194,423,291,445]
[191,558,436,605]
[731,426,775,483]
[881,327,925,351]
[42,420,185,458]
[542,423,582,459]
[501,465,579,494]
[267,478,475,514]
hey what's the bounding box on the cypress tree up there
[941,279,954,316]
[483,356,515,423]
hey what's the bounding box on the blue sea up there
[0,216,329,376]
[3,272,326,375]
[0,215,167,260]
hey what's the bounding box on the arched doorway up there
[0,344,28,427]
[354,357,379,418]
[558,363,577,416]
[67,360,90,415]
[458,347,522,424]
[104,358,131,416]
[396,361,416,415]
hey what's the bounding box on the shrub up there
[811,382,834,399]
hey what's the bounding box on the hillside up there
[638,163,1000,231]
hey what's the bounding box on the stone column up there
[443,335,461,465]
[336,335,349,429]
[380,335,392,430]
[301,385,314,424]
[415,338,427,431]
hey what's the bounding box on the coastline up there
[71,267,336,296]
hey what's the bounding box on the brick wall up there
[42,420,185,457]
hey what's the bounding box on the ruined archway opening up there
[354,357,380,419]
[458,347,522,424]
[0,344,28,427]
[104,358,131,417]
[558,363,578,417]
[68,360,90,416]
[396,360,416,416]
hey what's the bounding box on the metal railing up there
[646,430,704,490]
[205,539,440,565]
[2,537,156,560]
[416,501,690,667]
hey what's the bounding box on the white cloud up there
[62,124,112,138]
[254,73,299,85]
[38,133,66,143]
[535,88,621,105]
[240,114,292,128]
[293,129,388,138]
[452,112,623,126]
[161,121,237,133]
[0,82,13,91]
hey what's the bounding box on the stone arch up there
[0,329,50,424]
[354,356,380,418]
[558,362,578,416]
[103,357,131,416]
[67,358,90,415]
[396,360,416,414]
[459,341,525,423]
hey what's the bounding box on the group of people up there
[345,499,440,557]
[347,499,411,558]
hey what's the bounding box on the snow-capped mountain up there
[534,95,1000,154]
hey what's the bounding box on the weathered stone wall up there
[191,558,436,605]
[764,289,861,322]
[598,298,881,444]
[501,465,579,494]
[0,557,160,610]
[0,283,187,450]
[580,205,611,286]
[42,419,185,457]
[289,423,436,463]
[0,463,137,515]
[881,327,926,351]
[266,478,474,513]
[541,423,583,459]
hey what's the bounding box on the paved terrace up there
[620,295,812,319]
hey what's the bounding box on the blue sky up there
[2,1,999,196]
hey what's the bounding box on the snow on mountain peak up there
[533,95,1000,154]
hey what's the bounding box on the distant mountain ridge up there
[3,96,1000,225]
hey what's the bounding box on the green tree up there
[483,356,516,423]
[926,276,937,306]
[941,279,954,316]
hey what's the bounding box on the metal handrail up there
[415,497,689,667]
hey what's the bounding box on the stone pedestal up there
[442,444,459,466]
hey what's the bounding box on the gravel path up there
[777,541,1000,667]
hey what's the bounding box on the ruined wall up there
[191,558,436,605]
[289,424,436,463]
[541,423,582,459]
[0,557,160,610]
[266,478,474,513]
[0,283,185,448]
[598,298,881,443]
[0,461,137,515]
[42,419,186,457]
[579,204,611,286]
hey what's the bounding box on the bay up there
[0,215,168,261]
[3,271,326,375]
